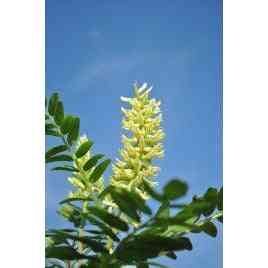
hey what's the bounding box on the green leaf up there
[218,187,223,211]
[201,221,217,237]
[48,93,59,116]
[45,258,65,268]
[175,197,211,221]
[115,243,158,262]
[203,188,218,216]
[46,129,61,137]
[175,206,196,222]
[45,233,67,246]
[75,140,93,158]
[57,204,84,228]
[87,206,129,232]
[46,154,73,163]
[131,191,152,215]
[47,228,76,234]
[160,216,200,236]
[155,236,193,250]
[138,226,167,237]
[86,215,120,242]
[89,159,111,183]
[45,123,58,136]
[110,189,140,222]
[51,166,79,172]
[52,231,108,253]
[204,188,218,204]
[147,262,168,268]
[46,246,86,260]
[98,185,114,200]
[169,203,187,209]
[67,117,80,145]
[155,202,170,219]
[115,236,192,262]
[68,177,86,189]
[165,251,177,259]
[78,238,107,253]
[120,188,152,216]
[83,154,104,171]
[143,181,164,202]
[45,123,55,130]
[137,263,149,268]
[59,197,93,205]
[163,179,188,200]
[46,145,68,159]
[163,224,191,235]
[54,101,64,126]
[190,200,213,216]
[84,230,104,235]
[60,115,74,135]
[154,216,188,227]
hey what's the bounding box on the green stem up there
[106,206,114,253]
[77,201,87,267]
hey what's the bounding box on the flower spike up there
[68,135,104,199]
[111,83,165,199]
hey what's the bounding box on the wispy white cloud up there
[88,29,102,39]
[67,48,194,92]
[68,53,143,91]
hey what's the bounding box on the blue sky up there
[46,0,222,267]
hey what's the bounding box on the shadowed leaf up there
[48,93,59,116]
[147,262,168,268]
[85,215,120,242]
[60,115,74,135]
[155,202,170,219]
[83,154,105,171]
[201,221,217,237]
[218,187,223,211]
[51,166,79,172]
[75,140,93,158]
[46,154,73,163]
[120,188,152,216]
[59,197,93,205]
[143,181,164,202]
[202,188,218,216]
[87,206,129,232]
[163,179,188,200]
[110,189,140,222]
[46,129,60,137]
[46,246,86,260]
[54,101,64,125]
[115,236,192,262]
[89,159,111,183]
[67,117,80,145]
[46,145,68,159]
[165,251,177,259]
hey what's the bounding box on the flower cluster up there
[68,135,104,200]
[110,83,165,199]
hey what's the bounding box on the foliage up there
[45,84,223,268]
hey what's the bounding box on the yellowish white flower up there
[110,83,165,199]
[67,135,104,199]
